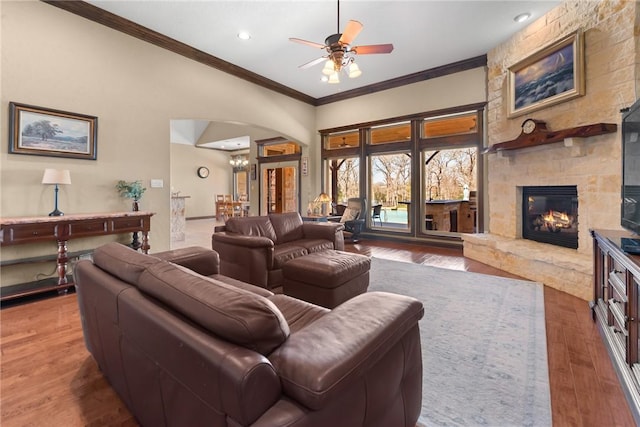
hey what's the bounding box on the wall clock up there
[197,166,209,178]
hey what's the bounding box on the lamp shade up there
[348,63,362,78]
[322,60,336,76]
[42,169,71,185]
[328,72,340,84]
[317,192,331,203]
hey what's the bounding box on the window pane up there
[371,122,411,145]
[324,157,360,214]
[260,142,300,157]
[325,131,359,150]
[370,152,411,229]
[423,147,477,233]
[422,112,478,139]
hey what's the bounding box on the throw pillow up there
[340,207,359,223]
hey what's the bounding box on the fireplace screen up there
[522,186,578,249]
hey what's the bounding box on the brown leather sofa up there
[212,212,345,291]
[74,242,424,427]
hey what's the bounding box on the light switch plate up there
[150,179,163,188]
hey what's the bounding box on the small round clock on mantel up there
[521,118,547,135]
[197,166,209,179]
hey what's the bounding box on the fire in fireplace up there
[522,186,578,249]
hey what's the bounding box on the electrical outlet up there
[150,179,163,188]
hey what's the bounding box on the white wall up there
[315,68,487,130]
[170,144,231,218]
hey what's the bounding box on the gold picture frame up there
[507,30,585,118]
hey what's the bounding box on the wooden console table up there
[0,211,154,297]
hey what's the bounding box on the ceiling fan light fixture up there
[322,60,336,75]
[348,62,362,78]
[328,72,340,84]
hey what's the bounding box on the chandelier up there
[229,155,248,168]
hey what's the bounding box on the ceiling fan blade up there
[353,43,394,55]
[299,56,328,69]
[289,38,326,49]
[339,20,363,45]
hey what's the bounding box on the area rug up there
[369,257,552,427]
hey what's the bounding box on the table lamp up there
[42,169,71,216]
[315,192,331,216]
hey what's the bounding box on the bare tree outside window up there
[335,157,360,202]
[424,148,477,200]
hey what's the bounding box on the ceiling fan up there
[289,0,394,83]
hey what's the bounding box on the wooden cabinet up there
[591,229,640,423]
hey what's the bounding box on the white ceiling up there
[87,0,560,100]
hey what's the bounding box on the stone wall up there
[464,0,638,300]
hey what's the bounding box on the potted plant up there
[116,180,146,211]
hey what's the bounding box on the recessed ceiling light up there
[237,32,251,40]
[514,12,531,23]
[321,76,328,83]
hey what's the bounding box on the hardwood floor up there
[1,220,635,426]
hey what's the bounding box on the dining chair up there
[372,204,383,226]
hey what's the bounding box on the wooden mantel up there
[482,122,617,154]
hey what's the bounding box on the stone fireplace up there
[460,0,635,301]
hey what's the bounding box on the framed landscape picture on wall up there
[9,102,98,160]
[507,30,584,118]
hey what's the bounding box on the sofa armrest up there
[302,222,345,251]
[153,246,221,276]
[269,292,424,410]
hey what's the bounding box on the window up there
[423,147,477,233]
[370,122,411,145]
[329,157,360,203]
[324,130,359,150]
[370,152,412,230]
[258,139,300,157]
[422,112,478,139]
[320,106,483,239]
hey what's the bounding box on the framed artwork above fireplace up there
[507,30,585,118]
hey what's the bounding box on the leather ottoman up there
[282,249,371,308]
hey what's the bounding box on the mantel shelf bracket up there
[482,122,617,155]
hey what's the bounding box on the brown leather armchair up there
[212,212,345,291]
[74,242,424,427]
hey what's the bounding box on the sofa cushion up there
[225,216,278,242]
[269,212,304,244]
[272,243,308,269]
[93,242,160,285]
[138,261,290,355]
[296,238,336,254]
